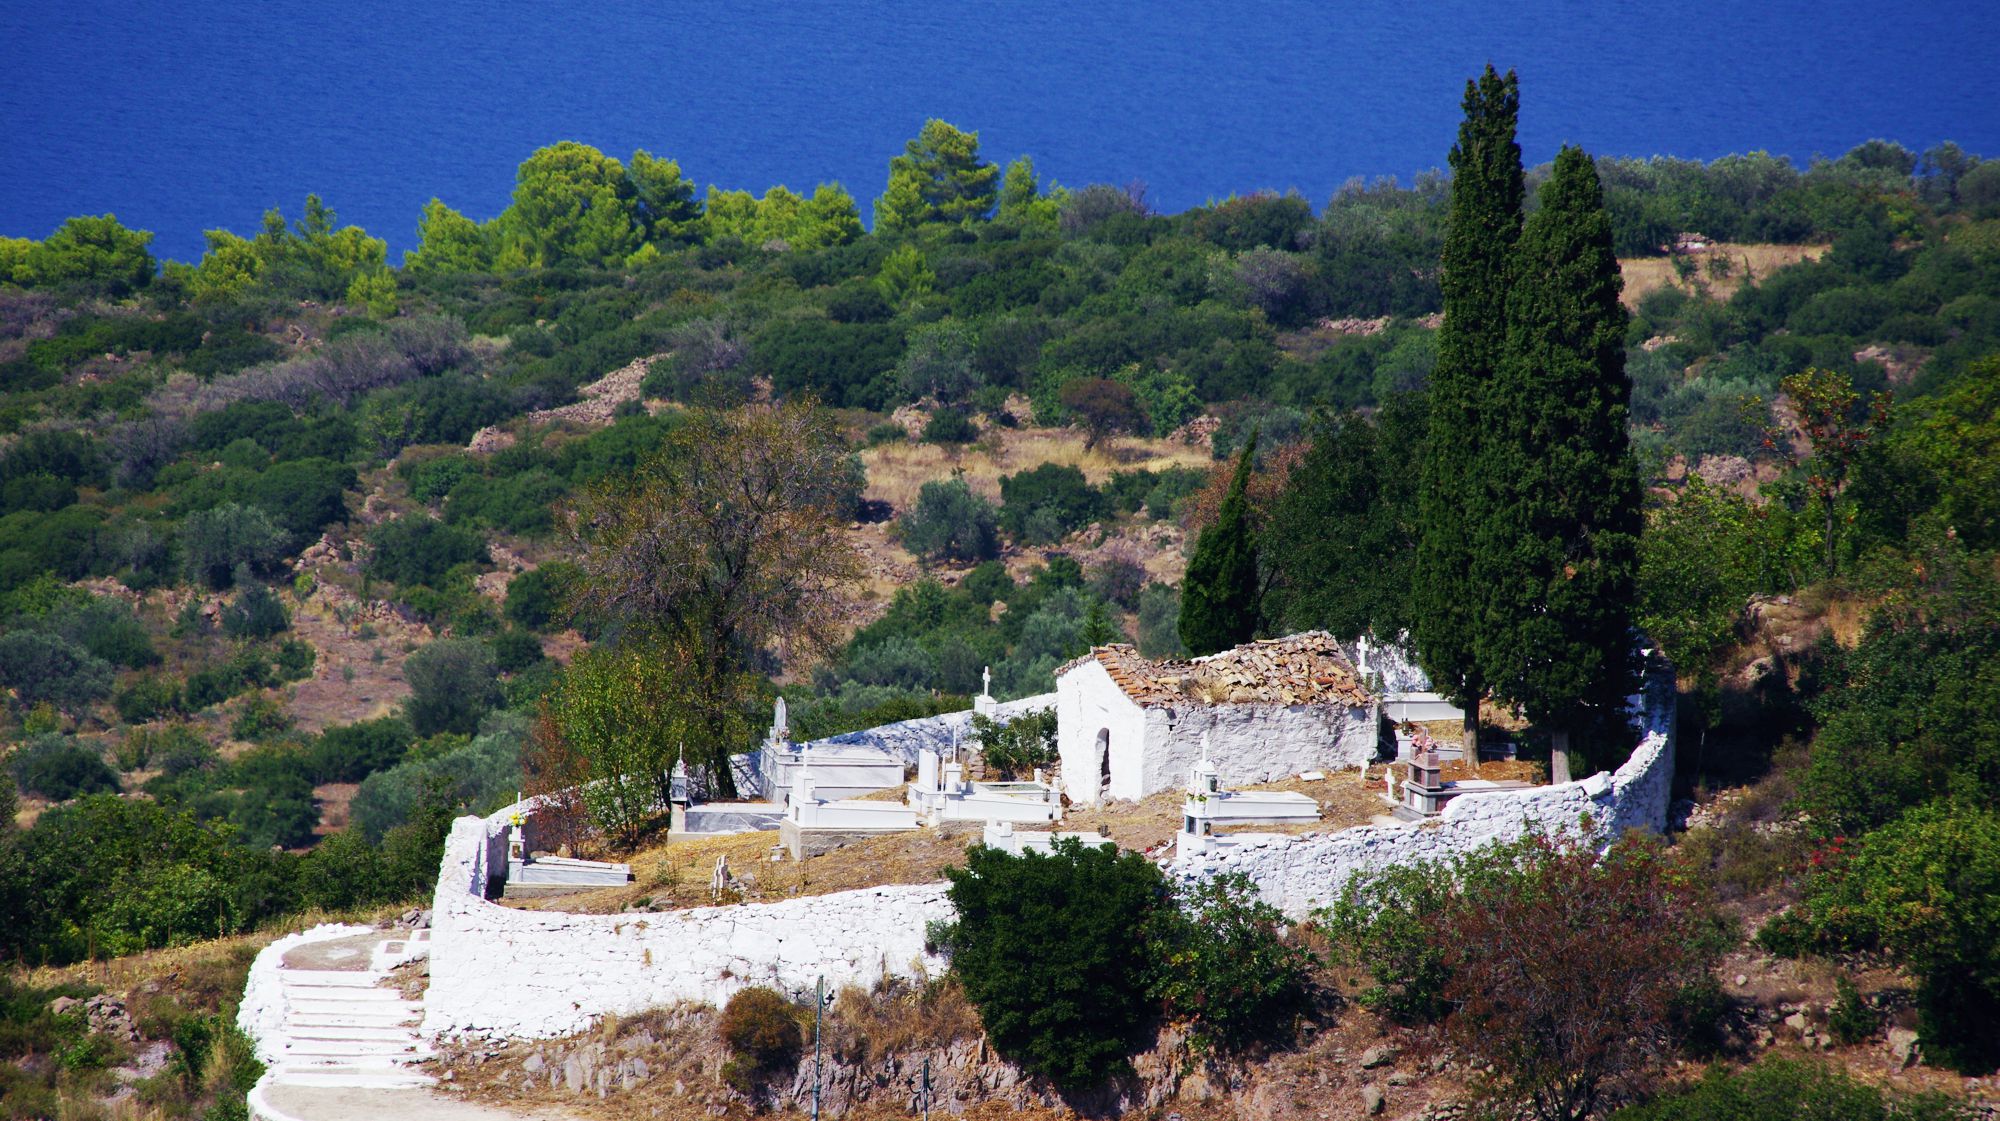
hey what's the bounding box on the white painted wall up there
[422,801,952,1041]
[1058,657,1381,805]
[1167,661,1679,919]
[1055,659,1147,804]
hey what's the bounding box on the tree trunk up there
[1461,698,1481,776]
[1550,728,1572,785]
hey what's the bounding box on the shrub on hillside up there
[719,987,802,1069]
[997,463,1106,545]
[920,407,977,445]
[943,837,1169,1088]
[180,503,288,589]
[350,713,525,841]
[307,716,415,785]
[898,477,999,565]
[1150,873,1317,1052]
[402,638,502,737]
[366,516,487,589]
[220,578,289,640]
[8,735,119,801]
[0,631,113,714]
[1610,1056,1969,1121]
[503,563,578,632]
[969,710,1056,779]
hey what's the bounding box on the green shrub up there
[921,408,977,444]
[503,563,576,631]
[1827,977,1879,1046]
[719,987,801,1070]
[944,837,1169,1088]
[228,696,291,743]
[1319,856,1458,1023]
[219,580,288,640]
[970,709,1056,778]
[997,463,1106,545]
[898,477,999,565]
[8,735,119,800]
[490,628,545,673]
[1610,1056,1969,1121]
[402,638,502,736]
[0,630,113,713]
[1134,582,1186,658]
[116,674,183,724]
[365,516,487,588]
[1150,873,1316,1052]
[179,503,287,589]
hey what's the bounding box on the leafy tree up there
[943,838,1169,1088]
[250,195,390,300]
[1135,582,1187,658]
[565,402,860,795]
[405,198,491,275]
[1058,377,1146,450]
[1266,394,1425,640]
[1415,65,1521,764]
[0,631,113,714]
[181,503,288,589]
[626,149,702,243]
[875,120,1000,231]
[309,716,417,785]
[402,638,502,737]
[970,709,1057,779]
[1149,873,1316,1052]
[719,987,802,1088]
[1637,477,1795,682]
[497,142,641,268]
[1757,367,1892,576]
[8,735,119,801]
[1765,804,2000,1074]
[17,215,156,295]
[1476,146,1642,782]
[996,156,1062,230]
[504,562,577,631]
[896,319,982,406]
[996,463,1105,544]
[874,243,935,308]
[219,577,289,640]
[1179,435,1261,655]
[899,476,1000,565]
[366,515,488,588]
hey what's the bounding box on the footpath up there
[241,923,568,1121]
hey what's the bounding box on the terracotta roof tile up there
[1059,631,1373,708]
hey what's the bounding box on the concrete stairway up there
[267,933,433,1091]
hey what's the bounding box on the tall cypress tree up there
[1180,434,1261,656]
[1414,66,1522,766]
[1476,146,1642,783]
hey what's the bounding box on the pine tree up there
[1476,146,1642,783]
[1179,435,1262,656]
[1414,66,1523,767]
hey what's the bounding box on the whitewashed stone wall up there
[1168,658,1679,919]
[1057,658,1381,805]
[802,692,1056,765]
[422,801,953,1041]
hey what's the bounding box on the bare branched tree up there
[564,400,862,795]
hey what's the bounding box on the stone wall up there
[803,692,1056,765]
[1167,656,1679,919]
[422,801,954,1041]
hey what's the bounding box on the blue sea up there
[3,1,1996,264]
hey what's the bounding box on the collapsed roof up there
[1060,631,1373,708]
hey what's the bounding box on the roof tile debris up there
[1061,631,1373,708]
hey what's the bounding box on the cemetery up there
[373,634,1673,1043]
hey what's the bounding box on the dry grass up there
[861,425,1212,512]
[1618,243,1826,310]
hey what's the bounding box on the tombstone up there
[711,855,730,898]
[974,666,997,716]
[669,749,691,833]
[1356,634,1371,675]
[1189,733,1221,797]
[770,696,790,744]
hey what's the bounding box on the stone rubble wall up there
[1138,700,1381,797]
[1167,657,1679,919]
[421,799,953,1042]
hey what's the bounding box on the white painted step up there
[282,1024,424,1043]
[280,1039,432,1059]
[285,1012,422,1031]
[278,970,385,988]
[282,984,409,1003]
[269,1067,434,1089]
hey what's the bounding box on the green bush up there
[1610,1056,1969,1121]
[1319,856,1459,1023]
[1150,873,1316,1052]
[997,463,1106,545]
[1827,977,1879,1046]
[349,714,524,841]
[402,638,502,736]
[219,580,288,640]
[898,477,999,565]
[490,628,545,673]
[179,503,287,589]
[970,709,1056,778]
[1760,803,2000,1073]
[0,630,113,714]
[365,516,487,588]
[8,735,119,800]
[503,562,577,631]
[718,987,801,1069]
[115,674,183,724]
[921,408,977,444]
[944,837,1169,1088]
[228,696,291,742]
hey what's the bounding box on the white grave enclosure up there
[1057,633,1381,805]
[1176,738,1322,858]
[906,747,1061,825]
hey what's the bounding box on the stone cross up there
[1384,765,1396,799]
[1356,634,1371,674]
[982,666,992,698]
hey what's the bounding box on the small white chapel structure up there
[1055,631,1381,805]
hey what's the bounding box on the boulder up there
[1361,1084,1386,1115]
[1888,1027,1921,1069]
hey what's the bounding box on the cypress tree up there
[1476,146,1642,783]
[1414,66,1522,766]
[1179,434,1261,656]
